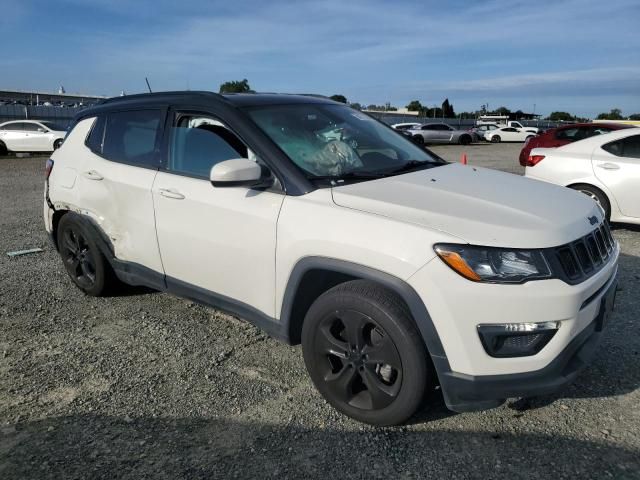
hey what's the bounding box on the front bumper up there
[436,273,617,412]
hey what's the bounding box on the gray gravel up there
[1,147,639,479]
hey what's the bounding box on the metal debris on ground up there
[6,248,44,257]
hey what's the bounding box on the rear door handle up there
[597,163,620,170]
[82,170,104,180]
[158,188,185,200]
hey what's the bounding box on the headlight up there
[434,244,552,283]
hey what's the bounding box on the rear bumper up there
[436,274,617,412]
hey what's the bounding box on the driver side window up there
[168,114,251,178]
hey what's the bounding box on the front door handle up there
[82,170,104,180]
[158,188,185,200]
[597,163,620,170]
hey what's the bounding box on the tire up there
[570,184,611,221]
[57,213,117,296]
[525,135,534,141]
[490,135,501,143]
[301,280,431,426]
[0,141,7,155]
[459,134,472,145]
[53,139,63,150]
[412,135,424,145]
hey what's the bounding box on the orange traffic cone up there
[460,153,468,165]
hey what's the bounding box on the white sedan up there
[525,128,640,224]
[484,126,536,143]
[0,120,67,154]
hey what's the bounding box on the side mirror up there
[37,128,47,133]
[210,158,264,188]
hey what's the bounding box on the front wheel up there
[459,134,472,145]
[53,139,63,150]
[301,280,431,426]
[490,135,501,143]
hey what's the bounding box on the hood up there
[331,163,602,248]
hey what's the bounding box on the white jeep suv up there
[44,92,618,426]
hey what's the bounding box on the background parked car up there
[0,120,66,154]
[519,122,636,166]
[391,122,422,130]
[484,126,535,143]
[408,123,476,145]
[470,123,500,139]
[524,128,640,224]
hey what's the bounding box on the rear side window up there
[103,110,162,167]
[603,135,640,159]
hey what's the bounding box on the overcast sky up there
[3,0,639,117]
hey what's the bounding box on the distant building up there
[0,88,106,107]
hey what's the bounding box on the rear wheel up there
[570,184,611,220]
[0,141,7,155]
[53,139,63,150]
[490,135,501,143]
[301,280,431,426]
[57,214,117,296]
[459,134,472,145]
[412,135,424,145]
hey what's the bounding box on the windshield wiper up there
[309,171,386,182]
[384,159,439,175]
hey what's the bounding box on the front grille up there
[553,222,615,284]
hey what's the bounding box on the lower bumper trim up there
[438,276,616,413]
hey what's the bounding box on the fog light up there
[477,322,559,358]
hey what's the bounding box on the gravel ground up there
[1,146,639,479]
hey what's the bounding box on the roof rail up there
[99,90,227,105]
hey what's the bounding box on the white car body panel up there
[525,128,640,224]
[485,127,534,142]
[152,171,285,317]
[0,120,66,152]
[48,118,164,273]
[331,164,600,248]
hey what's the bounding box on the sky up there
[2,0,639,118]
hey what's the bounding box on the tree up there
[330,94,347,103]
[547,111,574,122]
[596,108,624,120]
[441,98,455,118]
[219,79,252,94]
[492,106,511,116]
[628,113,640,120]
[406,100,423,112]
[349,102,362,111]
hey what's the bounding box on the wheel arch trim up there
[280,256,449,362]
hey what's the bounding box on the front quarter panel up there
[275,188,460,318]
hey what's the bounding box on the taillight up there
[45,158,54,179]
[526,155,545,167]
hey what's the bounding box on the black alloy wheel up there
[302,280,430,426]
[61,226,97,290]
[57,213,116,296]
[313,309,402,411]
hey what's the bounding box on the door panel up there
[75,152,164,270]
[592,145,640,218]
[152,172,284,316]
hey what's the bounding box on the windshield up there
[245,104,443,181]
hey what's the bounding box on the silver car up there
[408,123,476,145]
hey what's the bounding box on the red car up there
[519,122,635,166]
